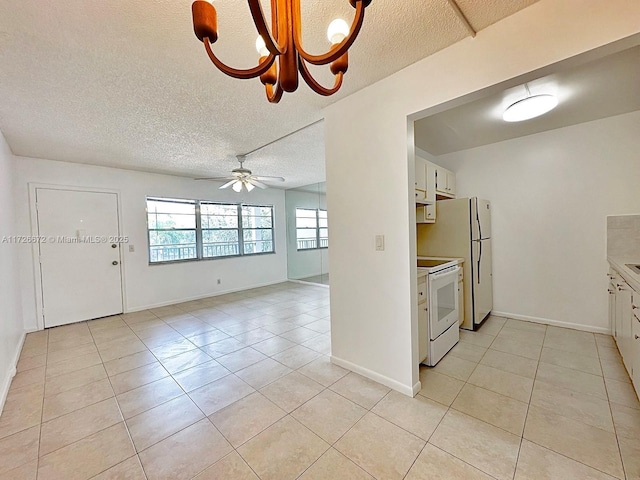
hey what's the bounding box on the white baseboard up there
[287,279,330,289]
[492,311,611,335]
[0,331,26,416]
[125,278,290,313]
[330,355,416,397]
[412,380,422,397]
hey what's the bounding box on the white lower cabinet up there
[418,276,428,363]
[633,293,640,393]
[609,265,640,398]
[615,279,634,371]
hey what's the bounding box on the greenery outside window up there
[147,197,274,264]
[147,198,198,263]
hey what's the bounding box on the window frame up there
[147,197,198,264]
[146,197,276,265]
[295,207,329,251]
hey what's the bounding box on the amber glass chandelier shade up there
[191,0,372,103]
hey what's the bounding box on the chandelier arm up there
[203,38,276,80]
[265,82,284,103]
[247,0,286,55]
[298,60,344,96]
[292,0,366,66]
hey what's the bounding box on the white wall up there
[0,131,25,413]
[324,0,640,395]
[433,111,640,332]
[13,156,288,331]
[285,189,329,280]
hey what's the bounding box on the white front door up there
[36,188,123,328]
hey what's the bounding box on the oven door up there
[429,266,461,340]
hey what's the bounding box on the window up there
[242,205,274,254]
[147,198,198,263]
[296,208,328,250]
[201,202,240,258]
[147,197,274,264]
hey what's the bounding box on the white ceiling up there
[0,0,538,187]
[415,46,640,156]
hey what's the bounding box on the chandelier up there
[191,0,373,103]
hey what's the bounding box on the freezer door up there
[471,198,492,241]
[472,238,493,325]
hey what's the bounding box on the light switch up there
[128,245,135,253]
[375,235,385,251]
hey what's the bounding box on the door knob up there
[635,335,639,340]
[112,261,119,266]
[112,244,117,248]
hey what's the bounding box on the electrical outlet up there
[217,279,221,285]
[375,235,385,251]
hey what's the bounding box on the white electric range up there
[417,257,461,366]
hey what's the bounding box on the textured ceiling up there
[415,46,640,156]
[0,0,538,186]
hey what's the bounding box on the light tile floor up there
[0,283,639,479]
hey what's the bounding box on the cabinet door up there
[415,157,427,190]
[632,305,640,394]
[416,204,436,223]
[446,171,456,196]
[458,280,464,326]
[435,166,447,194]
[425,164,436,202]
[418,279,428,363]
[609,280,617,337]
[616,282,633,373]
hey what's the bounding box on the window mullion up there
[316,209,320,250]
[196,201,203,259]
[238,204,244,256]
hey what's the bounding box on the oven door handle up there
[430,266,461,280]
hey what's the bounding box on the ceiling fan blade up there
[194,176,235,181]
[219,179,237,189]
[248,179,268,189]
[253,176,285,182]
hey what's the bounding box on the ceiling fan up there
[195,155,285,192]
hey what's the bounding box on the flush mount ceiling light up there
[503,84,558,122]
[191,0,372,103]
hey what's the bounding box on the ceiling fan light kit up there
[191,0,373,103]
[195,156,285,192]
[503,83,558,122]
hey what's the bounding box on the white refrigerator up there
[417,197,493,330]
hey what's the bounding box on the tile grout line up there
[511,319,547,480]
[596,340,629,480]
[425,317,508,480]
[86,317,150,480]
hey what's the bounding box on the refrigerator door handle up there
[476,199,482,241]
[478,240,482,284]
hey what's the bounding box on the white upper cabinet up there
[415,156,447,204]
[435,165,456,198]
[415,156,428,202]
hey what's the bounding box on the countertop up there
[608,256,640,293]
